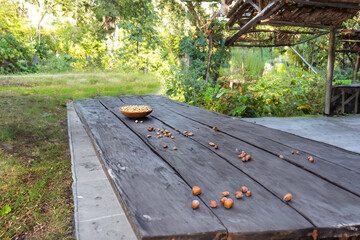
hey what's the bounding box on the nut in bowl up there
[120,105,153,118]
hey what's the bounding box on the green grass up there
[0,72,161,239]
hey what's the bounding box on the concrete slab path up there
[67,102,137,240]
[243,115,360,154]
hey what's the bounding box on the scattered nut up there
[242,157,246,162]
[224,198,234,209]
[220,197,227,204]
[175,129,179,132]
[171,136,174,139]
[184,133,188,137]
[184,131,188,134]
[191,200,200,209]
[169,133,172,136]
[235,191,243,199]
[209,201,218,208]
[161,130,165,133]
[307,156,311,160]
[296,151,299,155]
[147,135,151,138]
[163,145,168,148]
[157,132,160,135]
[140,121,143,123]
[309,157,314,163]
[157,128,160,131]
[245,154,251,161]
[283,193,292,202]
[213,126,218,131]
[165,130,169,133]
[192,186,201,196]
[214,145,218,149]
[188,133,194,136]
[209,142,215,146]
[135,120,138,123]
[291,151,294,154]
[157,135,161,139]
[279,155,284,159]
[173,147,177,150]
[238,154,242,158]
[241,186,248,192]
[147,126,154,131]
[222,191,229,197]
[246,190,252,197]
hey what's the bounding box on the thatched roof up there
[226,0,360,46]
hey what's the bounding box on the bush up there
[37,54,75,73]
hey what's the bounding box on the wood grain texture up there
[74,99,227,240]
[121,96,360,235]
[99,97,314,240]
[144,96,360,196]
[143,95,360,173]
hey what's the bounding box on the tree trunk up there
[205,34,213,84]
[324,26,336,115]
[186,2,202,30]
[353,53,360,83]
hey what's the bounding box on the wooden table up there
[74,95,360,240]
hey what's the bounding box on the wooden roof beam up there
[227,2,251,27]
[226,0,285,46]
[292,0,360,10]
[230,28,326,34]
[260,20,330,29]
[227,0,244,18]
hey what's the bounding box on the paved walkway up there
[67,102,137,240]
[243,114,360,154]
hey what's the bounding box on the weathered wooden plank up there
[139,96,360,195]
[144,95,360,174]
[119,96,360,238]
[73,99,227,240]
[99,97,314,240]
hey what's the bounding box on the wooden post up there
[324,26,336,115]
[353,53,360,83]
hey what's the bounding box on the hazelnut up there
[213,126,218,131]
[209,201,217,208]
[241,186,248,192]
[222,191,229,197]
[246,191,252,197]
[214,145,218,149]
[309,157,314,163]
[188,132,194,136]
[283,193,292,202]
[135,120,138,123]
[209,142,215,146]
[173,147,177,150]
[296,151,299,155]
[291,151,294,154]
[147,135,151,138]
[242,157,246,162]
[191,200,199,209]
[245,154,251,161]
[224,198,234,209]
[220,197,227,204]
[192,186,201,196]
[235,191,243,199]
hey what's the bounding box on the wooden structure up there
[225,0,360,115]
[74,95,360,240]
[331,83,360,114]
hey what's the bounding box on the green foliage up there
[226,48,270,80]
[0,0,36,73]
[37,54,74,73]
[0,205,11,216]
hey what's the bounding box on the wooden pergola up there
[224,0,360,115]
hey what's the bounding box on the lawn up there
[0,72,161,239]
